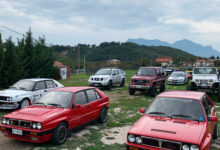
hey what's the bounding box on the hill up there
[127,38,220,57]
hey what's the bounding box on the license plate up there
[136,85,142,88]
[12,129,23,135]
[201,83,208,87]
[94,84,99,86]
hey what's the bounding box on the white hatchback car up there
[0,78,63,109]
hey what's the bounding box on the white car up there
[168,71,188,85]
[88,68,126,90]
[0,78,63,109]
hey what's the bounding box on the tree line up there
[0,30,56,88]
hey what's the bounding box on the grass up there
[0,70,220,150]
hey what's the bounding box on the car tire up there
[213,124,218,140]
[129,88,135,95]
[160,82,165,93]
[107,80,112,90]
[98,107,108,123]
[51,122,68,145]
[19,99,30,109]
[120,78,125,87]
[218,88,220,102]
[150,84,157,97]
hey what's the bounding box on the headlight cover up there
[6,97,13,101]
[190,145,199,150]
[136,136,142,144]
[32,123,37,129]
[182,144,189,150]
[2,118,7,124]
[6,119,10,125]
[37,123,42,130]
[128,134,135,143]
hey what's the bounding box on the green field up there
[0,70,219,150]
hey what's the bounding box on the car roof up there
[140,67,161,69]
[22,78,54,82]
[157,91,204,100]
[52,86,94,93]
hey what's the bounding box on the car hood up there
[193,74,218,81]
[4,106,68,122]
[90,75,111,78]
[168,76,184,80]
[0,89,30,97]
[128,116,205,144]
[131,75,156,80]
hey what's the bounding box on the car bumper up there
[0,124,53,143]
[129,85,151,90]
[127,143,160,150]
[88,81,109,87]
[0,102,19,109]
[168,81,184,85]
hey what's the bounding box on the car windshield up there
[10,80,35,91]
[194,68,217,74]
[166,67,173,70]
[146,97,205,122]
[95,69,112,75]
[137,68,156,76]
[171,72,184,77]
[34,91,73,108]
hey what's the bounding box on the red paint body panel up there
[0,86,109,143]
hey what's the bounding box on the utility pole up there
[77,45,80,74]
[84,55,86,73]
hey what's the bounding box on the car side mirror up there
[72,104,81,109]
[209,116,218,122]
[139,108,145,114]
[113,73,116,76]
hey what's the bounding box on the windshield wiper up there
[10,86,17,90]
[171,114,200,122]
[47,103,63,108]
[18,87,28,91]
[34,102,46,106]
[148,111,172,119]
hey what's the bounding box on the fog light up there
[30,137,38,141]
[0,127,6,131]
[30,132,37,136]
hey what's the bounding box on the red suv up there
[129,67,166,96]
[127,91,218,150]
[0,87,109,144]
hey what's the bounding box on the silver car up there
[168,71,188,85]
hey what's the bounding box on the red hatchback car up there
[127,91,218,150]
[0,87,109,144]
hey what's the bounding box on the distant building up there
[195,59,215,67]
[53,61,71,80]
[195,59,206,67]
[107,59,120,65]
[155,57,173,66]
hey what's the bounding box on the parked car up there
[187,67,220,100]
[129,67,166,96]
[126,91,218,150]
[0,86,109,144]
[165,67,174,75]
[0,78,63,109]
[88,68,126,90]
[168,71,188,85]
[186,70,193,79]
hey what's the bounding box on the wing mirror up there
[209,116,218,122]
[139,108,145,114]
[113,73,116,76]
[72,104,81,109]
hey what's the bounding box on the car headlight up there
[182,144,190,150]
[136,136,142,144]
[6,119,10,125]
[128,134,135,143]
[2,118,7,124]
[195,79,199,82]
[190,145,199,150]
[32,123,37,129]
[37,123,42,130]
[6,97,13,101]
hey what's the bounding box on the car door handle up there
[86,105,90,108]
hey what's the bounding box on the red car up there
[127,91,218,150]
[0,87,109,144]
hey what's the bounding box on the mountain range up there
[127,38,220,57]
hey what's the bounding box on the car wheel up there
[98,107,108,123]
[150,84,157,97]
[51,122,68,145]
[120,78,125,87]
[218,88,220,102]
[107,80,112,90]
[19,99,30,109]
[129,88,135,95]
[160,82,165,93]
[213,124,218,140]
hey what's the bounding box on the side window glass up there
[45,80,55,88]
[86,89,98,103]
[74,91,87,105]
[116,70,119,75]
[202,99,210,116]
[95,91,101,99]
[112,70,116,76]
[35,81,46,90]
[204,96,213,110]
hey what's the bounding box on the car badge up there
[158,139,163,148]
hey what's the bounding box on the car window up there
[201,98,210,116]
[203,95,213,112]
[116,70,119,75]
[74,91,87,105]
[95,91,101,99]
[86,89,98,102]
[112,70,117,75]
[45,80,55,88]
[35,81,46,90]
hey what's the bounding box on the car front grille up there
[0,96,8,101]
[200,80,208,84]
[9,119,32,128]
[133,80,149,85]
[94,78,99,81]
[142,136,181,150]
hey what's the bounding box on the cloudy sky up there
[1,0,220,49]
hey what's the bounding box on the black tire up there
[98,107,108,123]
[213,124,218,140]
[218,88,220,102]
[19,99,30,109]
[51,122,68,145]
[129,88,135,95]
[120,78,125,87]
[107,80,112,90]
[160,82,165,93]
[187,85,192,91]
[150,84,157,97]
